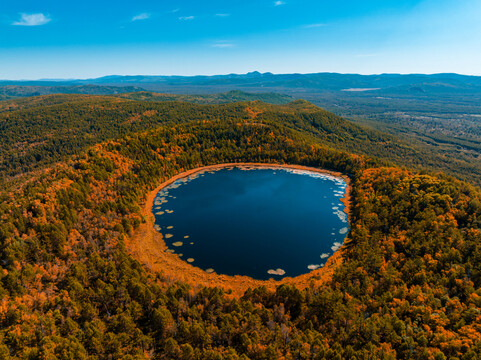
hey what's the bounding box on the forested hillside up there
[0,85,142,100]
[3,94,479,188]
[0,95,401,183]
[116,90,292,105]
[0,91,290,114]
[1,114,481,358]
[5,74,481,188]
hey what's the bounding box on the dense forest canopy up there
[0,95,399,183]
[0,87,291,105]
[0,85,143,101]
[3,94,481,188]
[115,90,292,105]
[1,96,481,359]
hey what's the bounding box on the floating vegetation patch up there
[187,258,195,263]
[331,242,342,252]
[205,268,215,273]
[339,227,348,234]
[334,210,348,223]
[320,253,330,259]
[167,226,173,229]
[267,268,286,276]
[172,241,183,247]
[156,211,164,215]
[161,171,217,194]
[184,235,189,239]
[307,264,321,270]
[165,234,173,239]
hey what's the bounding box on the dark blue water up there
[152,166,348,280]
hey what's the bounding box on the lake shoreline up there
[125,162,351,297]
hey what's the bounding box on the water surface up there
[152,166,348,280]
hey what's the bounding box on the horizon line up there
[1,71,481,82]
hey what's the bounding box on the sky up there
[1,0,481,79]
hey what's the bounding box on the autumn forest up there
[1,94,481,360]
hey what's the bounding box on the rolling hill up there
[5,74,481,185]
[116,90,292,105]
[0,84,143,100]
[0,94,416,186]
[2,93,481,188]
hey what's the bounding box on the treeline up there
[1,119,481,358]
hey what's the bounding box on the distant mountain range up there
[87,72,481,92]
[2,72,481,96]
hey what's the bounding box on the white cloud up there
[215,13,230,17]
[132,13,151,22]
[179,16,195,21]
[212,42,235,48]
[12,13,51,26]
[304,23,327,28]
[274,1,286,6]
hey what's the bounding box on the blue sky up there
[1,0,480,79]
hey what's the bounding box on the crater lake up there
[152,166,349,280]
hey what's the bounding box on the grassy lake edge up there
[126,163,351,296]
